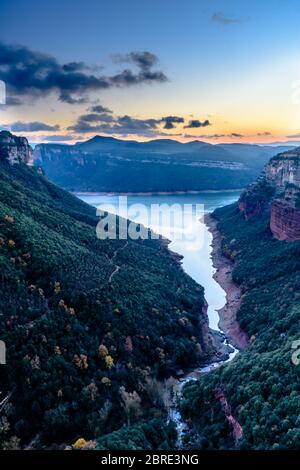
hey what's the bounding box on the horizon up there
[22,133,300,149]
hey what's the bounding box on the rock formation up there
[0,130,32,165]
[239,147,300,241]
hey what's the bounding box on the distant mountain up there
[259,140,300,147]
[33,135,295,193]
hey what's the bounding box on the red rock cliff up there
[270,199,300,241]
[239,146,300,242]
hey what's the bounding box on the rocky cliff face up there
[270,199,300,241]
[0,130,32,165]
[265,149,300,190]
[239,147,300,241]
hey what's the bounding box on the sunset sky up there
[1,0,300,144]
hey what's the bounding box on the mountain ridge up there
[33,135,294,193]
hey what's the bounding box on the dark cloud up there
[90,104,113,114]
[212,12,248,25]
[68,107,209,137]
[31,134,83,142]
[257,131,272,136]
[230,133,244,138]
[0,43,168,105]
[113,51,158,70]
[184,119,211,128]
[79,113,114,123]
[68,114,160,136]
[161,115,184,129]
[62,62,86,73]
[110,69,167,87]
[110,51,167,87]
[4,121,60,132]
[184,133,225,139]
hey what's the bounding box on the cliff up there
[270,199,300,241]
[265,149,300,189]
[238,146,300,241]
[0,130,32,165]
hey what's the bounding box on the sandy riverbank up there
[205,214,249,351]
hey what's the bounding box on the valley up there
[2,131,300,451]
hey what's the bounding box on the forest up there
[0,159,212,450]
[180,197,300,449]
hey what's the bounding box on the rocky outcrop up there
[238,178,275,220]
[215,389,243,445]
[238,146,300,241]
[0,130,32,165]
[238,192,268,220]
[270,199,300,241]
[265,150,300,190]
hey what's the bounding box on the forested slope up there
[180,199,300,450]
[0,157,211,449]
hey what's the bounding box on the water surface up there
[78,191,240,331]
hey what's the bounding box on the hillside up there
[0,132,214,450]
[33,136,293,193]
[180,148,300,450]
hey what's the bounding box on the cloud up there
[3,121,60,132]
[68,114,160,136]
[113,51,158,70]
[68,107,211,138]
[184,133,225,139]
[230,133,244,138]
[161,115,184,129]
[78,113,114,123]
[212,12,248,25]
[257,131,272,137]
[1,96,22,106]
[29,134,83,142]
[90,104,112,114]
[286,133,300,138]
[0,43,168,105]
[184,119,211,128]
[109,69,167,87]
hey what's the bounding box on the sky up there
[1,0,300,144]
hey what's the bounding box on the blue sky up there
[1,0,300,143]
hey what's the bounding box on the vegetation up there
[0,160,210,449]
[180,201,300,450]
[96,419,177,450]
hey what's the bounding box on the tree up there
[119,387,142,426]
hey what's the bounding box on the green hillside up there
[180,201,300,450]
[0,159,211,449]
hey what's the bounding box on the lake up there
[78,191,241,332]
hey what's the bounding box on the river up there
[77,190,241,444]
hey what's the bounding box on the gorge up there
[2,131,300,450]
